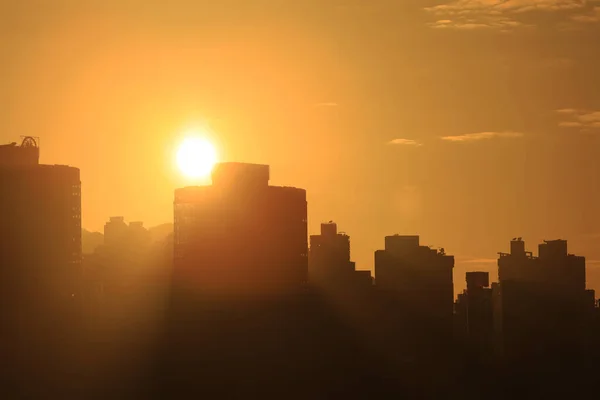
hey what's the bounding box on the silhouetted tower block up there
[495,238,588,362]
[129,221,149,239]
[104,216,129,248]
[104,218,151,250]
[86,217,153,302]
[375,235,453,300]
[173,162,308,299]
[454,292,468,338]
[459,272,493,361]
[309,221,372,291]
[321,221,339,236]
[374,235,454,357]
[466,271,490,291]
[0,137,82,391]
[0,137,82,312]
[384,235,420,258]
[538,239,567,260]
[510,237,525,257]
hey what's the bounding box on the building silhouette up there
[164,164,395,397]
[455,272,494,362]
[3,138,599,397]
[172,162,308,299]
[309,221,372,290]
[494,238,588,362]
[104,216,130,248]
[374,235,455,358]
[0,137,82,396]
[83,217,152,308]
[0,137,82,312]
[0,136,40,166]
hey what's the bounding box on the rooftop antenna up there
[20,136,39,148]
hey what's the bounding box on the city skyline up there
[3,2,600,398]
[2,134,598,398]
[7,133,593,296]
[3,1,600,292]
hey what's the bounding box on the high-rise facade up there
[83,217,152,304]
[455,272,494,361]
[173,162,308,298]
[309,221,372,290]
[0,137,82,313]
[495,238,587,361]
[374,235,455,357]
[375,235,454,314]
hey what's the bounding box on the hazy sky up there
[2,0,600,292]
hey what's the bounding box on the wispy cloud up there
[555,108,580,114]
[570,6,600,22]
[441,131,524,142]
[555,109,600,131]
[425,0,594,31]
[388,138,423,146]
[428,16,526,31]
[558,121,584,127]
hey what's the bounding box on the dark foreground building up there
[0,137,82,314]
[374,235,455,360]
[172,162,308,299]
[495,238,588,362]
[455,272,494,362]
[160,165,429,398]
[0,137,82,396]
[309,221,372,291]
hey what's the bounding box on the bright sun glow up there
[176,137,218,179]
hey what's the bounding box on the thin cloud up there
[579,111,600,123]
[555,109,600,131]
[428,17,526,30]
[555,108,580,114]
[570,6,600,22]
[558,121,584,127]
[441,131,524,142]
[425,0,593,31]
[388,138,423,146]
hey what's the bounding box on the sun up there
[176,137,218,179]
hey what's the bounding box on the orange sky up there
[2,1,600,293]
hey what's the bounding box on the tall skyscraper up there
[173,162,308,298]
[309,221,372,290]
[83,217,152,304]
[455,272,494,361]
[0,137,82,313]
[374,235,455,357]
[0,137,82,392]
[495,238,587,361]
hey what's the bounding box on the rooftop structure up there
[0,136,40,167]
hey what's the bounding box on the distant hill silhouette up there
[82,223,173,255]
[148,223,173,244]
